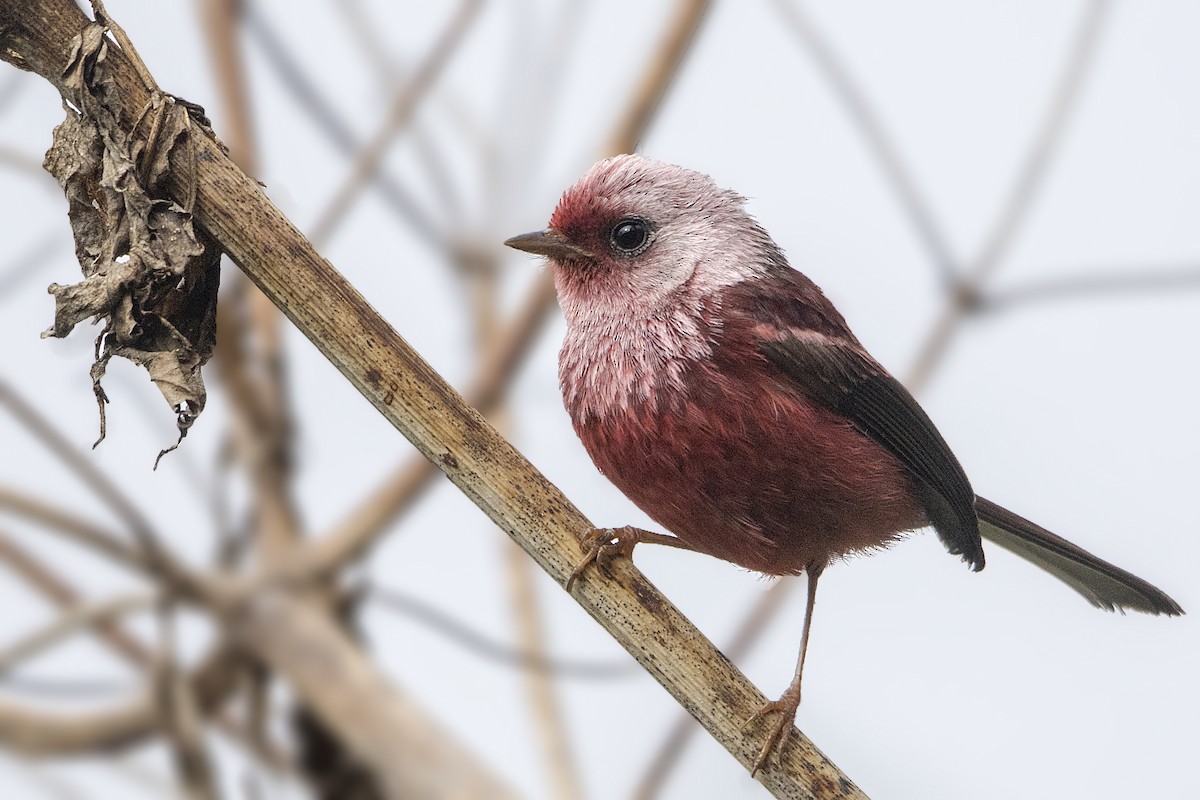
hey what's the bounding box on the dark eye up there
[610,218,651,254]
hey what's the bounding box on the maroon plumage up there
[570,268,927,575]
[505,154,1181,774]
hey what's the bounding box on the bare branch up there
[907,0,1112,388]
[1,1,863,792]
[0,529,151,666]
[231,591,519,799]
[770,0,959,284]
[980,263,1200,313]
[0,486,148,572]
[307,0,483,247]
[306,0,713,577]
[0,642,241,755]
[370,585,635,678]
[241,4,445,250]
[0,592,154,675]
[0,382,176,572]
[156,602,218,800]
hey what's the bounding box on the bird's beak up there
[503,228,595,260]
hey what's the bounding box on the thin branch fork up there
[1,2,862,797]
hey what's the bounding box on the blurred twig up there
[242,4,445,249]
[230,591,519,799]
[907,0,1111,388]
[155,602,218,800]
[0,592,154,674]
[1,1,862,793]
[0,382,176,573]
[0,640,242,754]
[0,143,47,176]
[980,263,1200,313]
[370,585,636,679]
[0,487,146,573]
[634,581,793,799]
[0,675,135,697]
[0,530,149,664]
[202,0,300,563]
[0,231,60,301]
[307,0,483,247]
[488,0,590,214]
[335,0,399,87]
[0,530,290,771]
[308,0,713,580]
[504,540,583,800]
[0,70,21,109]
[771,0,958,284]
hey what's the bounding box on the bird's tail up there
[975,496,1183,616]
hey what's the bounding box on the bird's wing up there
[759,327,985,570]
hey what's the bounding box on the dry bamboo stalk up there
[0,2,864,796]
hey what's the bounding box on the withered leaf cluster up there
[40,21,220,459]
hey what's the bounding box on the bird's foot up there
[565,525,648,591]
[741,684,803,777]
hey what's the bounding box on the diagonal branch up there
[307,0,713,578]
[906,0,1111,388]
[0,382,176,572]
[307,0,483,247]
[0,592,154,675]
[0,486,147,572]
[0,530,150,665]
[771,0,959,284]
[0,1,862,795]
[0,640,242,755]
[241,3,446,250]
[370,585,636,678]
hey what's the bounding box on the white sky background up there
[0,1,1197,799]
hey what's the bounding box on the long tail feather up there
[975,496,1183,616]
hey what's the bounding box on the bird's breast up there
[557,299,714,424]
[563,332,925,574]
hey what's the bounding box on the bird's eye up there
[609,218,652,255]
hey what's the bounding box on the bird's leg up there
[565,526,695,590]
[742,562,824,776]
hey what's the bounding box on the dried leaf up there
[40,21,220,461]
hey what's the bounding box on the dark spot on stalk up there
[632,579,664,615]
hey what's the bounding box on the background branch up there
[0,1,862,795]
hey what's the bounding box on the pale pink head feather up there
[544,155,790,422]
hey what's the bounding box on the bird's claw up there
[565,526,639,590]
[742,690,802,777]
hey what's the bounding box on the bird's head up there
[505,155,782,308]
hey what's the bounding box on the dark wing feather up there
[729,269,1180,613]
[761,329,985,570]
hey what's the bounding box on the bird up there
[504,154,1183,775]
